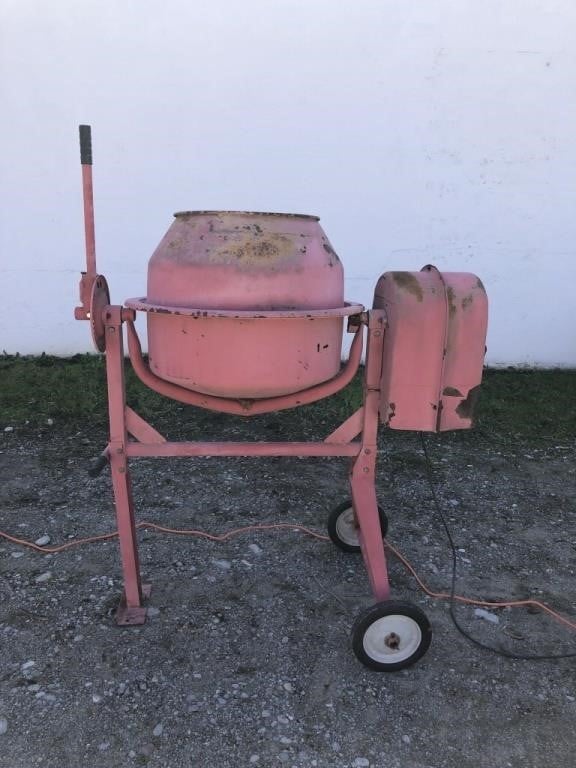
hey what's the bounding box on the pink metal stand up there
[100,302,390,624]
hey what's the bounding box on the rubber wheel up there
[352,601,432,672]
[327,500,388,553]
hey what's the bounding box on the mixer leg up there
[104,306,149,625]
[351,307,390,601]
[350,460,391,602]
[110,448,148,625]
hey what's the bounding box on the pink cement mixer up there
[75,125,488,671]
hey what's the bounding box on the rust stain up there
[172,213,197,227]
[446,286,457,317]
[476,277,486,292]
[211,233,292,265]
[461,294,474,310]
[392,272,423,302]
[455,385,481,420]
[174,210,319,222]
[321,237,341,266]
[386,401,396,425]
[385,632,400,650]
[443,386,463,397]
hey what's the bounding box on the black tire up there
[352,601,432,672]
[327,500,389,553]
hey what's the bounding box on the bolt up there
[362,467,369,474]
[108,327,115,333]
[364,448,371,455]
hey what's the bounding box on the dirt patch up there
[0,404,575,767]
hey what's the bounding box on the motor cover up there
[373,265,488,431]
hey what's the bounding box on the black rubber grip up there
[79,124,92,165]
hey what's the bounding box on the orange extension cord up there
[1,521,575,634]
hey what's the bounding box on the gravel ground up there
[0,413,575,768]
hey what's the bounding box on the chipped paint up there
[391,272,424,302]
[455,385,481,420]
[174,210,320,221]
[211,233,293,265]
[446,286,457,317]
[442,386,463,397]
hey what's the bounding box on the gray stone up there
[474,608,500,624]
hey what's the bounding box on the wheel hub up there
[335,508,359,547]
[363,614,423,664]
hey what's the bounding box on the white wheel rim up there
[335,507,359,547]
[363,614,422,665]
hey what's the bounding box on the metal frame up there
[101,304,390,624]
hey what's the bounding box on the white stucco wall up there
[1,0,575,365]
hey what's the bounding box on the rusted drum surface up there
[142,211,352,398]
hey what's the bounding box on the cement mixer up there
[74,125,488,671]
